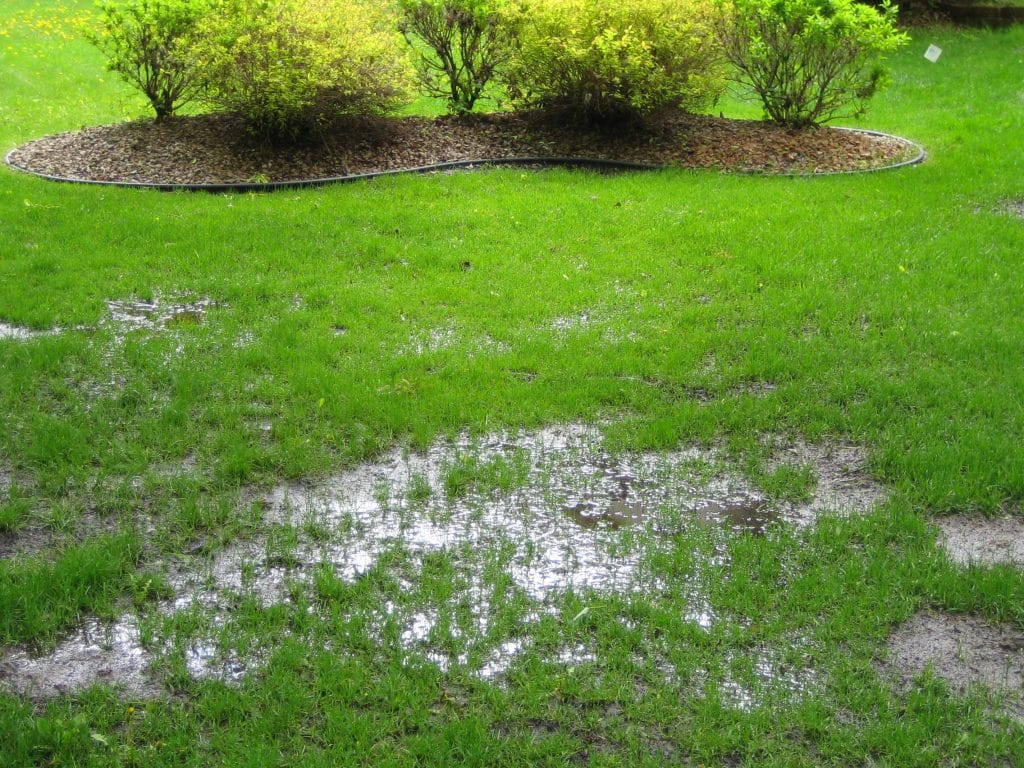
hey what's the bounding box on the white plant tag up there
[924,44,942,63]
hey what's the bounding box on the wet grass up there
[0,533,138,645]
[1,2,1024,765]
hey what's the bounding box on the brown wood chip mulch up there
[6,110,921,186]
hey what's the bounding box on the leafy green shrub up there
[502,0,725,122]
[192,0,414,141]
[398,0,512,115]
[87,0,211,120]
[715,0,908,127]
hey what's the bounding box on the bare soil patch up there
[936,514,1024,567]
[6,110,921,187]
[765,439,886,516]
[884,611,1024,717]
[1006,199,1024,219]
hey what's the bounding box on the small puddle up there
[106,294,218,332]
[712,638,820,712]
[548,312,592,335]
[727,381,778,398]
[883,611,1024,717]
[1,424,884,699]
[398,324,510,357]
[402,324,458,355]
[936,515,1024,567]
[2,294,218,345]
[0,321,57,341]
[0,615,256,702]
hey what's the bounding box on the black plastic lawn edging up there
[4,128,925,193]
[942,3,1024,28]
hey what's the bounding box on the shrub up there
[502,0,725,122]
[398,0,512,115]
[715,0,908,128]
[87,0,211,120]
[191,0,414,142]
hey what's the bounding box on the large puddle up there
[1,424,885,703]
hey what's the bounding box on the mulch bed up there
[6,109,921,186]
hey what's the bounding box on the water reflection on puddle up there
[1,424,883,703]
[695,498,778,536]
[0,617,251,700]
[1,294,219,347]
[105,295,218,332]
[254,424,788,604]
[0,321,58,341]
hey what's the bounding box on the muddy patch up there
[1,425,884,700]
[694,496,779,536]
[728,380,778,398]
[884,611,1024,716]
[148,453,200,481]
[936,515,1024,567]
[0,618,159,701]
[765,439,885,519]
[0,524,51,562]
[1004,199,1024,219]
[1,509,131,562]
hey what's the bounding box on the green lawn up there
[1,3,1023,765]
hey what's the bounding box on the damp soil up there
[936,514,1024,567]
[0,514,123,562]
[6,110,921,186]
[1005,199,1024,219]
[765,439,886,514]
[884,611,1024,717]
[0,424,883,701]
